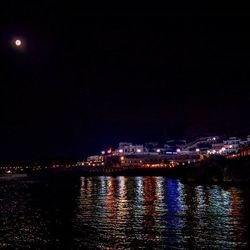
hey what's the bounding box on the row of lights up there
[101,148,142,155]
[101,147,202,155]
[207,145,236,155]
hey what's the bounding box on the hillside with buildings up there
[82,135,250,168]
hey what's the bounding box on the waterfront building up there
[120,154,167,167]
[208,143,225,155]
[115,142,145,155]
[86,155,105,166]
[223,137,241,154]
[119,154,200,167]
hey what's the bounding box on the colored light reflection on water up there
[74,177,249,249]
[0,177,249,249]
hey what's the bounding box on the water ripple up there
[0,177,249,249]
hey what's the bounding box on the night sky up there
[0,2,250,161]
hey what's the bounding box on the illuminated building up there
[247,135,250,143]
[86,155,105,166]
[223,137,242,155]
[115,142,144,155]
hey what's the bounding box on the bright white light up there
[196,148,200,152]
[118,149,123,153]
[156,149,161,153]
[229,145,233,149]
[176,148,181,153]
[101,150,105,155]
[136,149,142,153]
[212,137,216,141]
[15,39,22,47]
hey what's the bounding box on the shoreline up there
[1,156,249,186]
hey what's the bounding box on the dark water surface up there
[0,176,249,249]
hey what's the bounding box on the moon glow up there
[15,39,22,47]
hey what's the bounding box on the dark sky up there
[0,2,250,161]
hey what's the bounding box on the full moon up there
[15,39,22,47]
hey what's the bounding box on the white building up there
[87,155,104,163]
[116,142,144,155]
[208,143,224,154]
[223,137,241,154]
[247,135,250,143]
